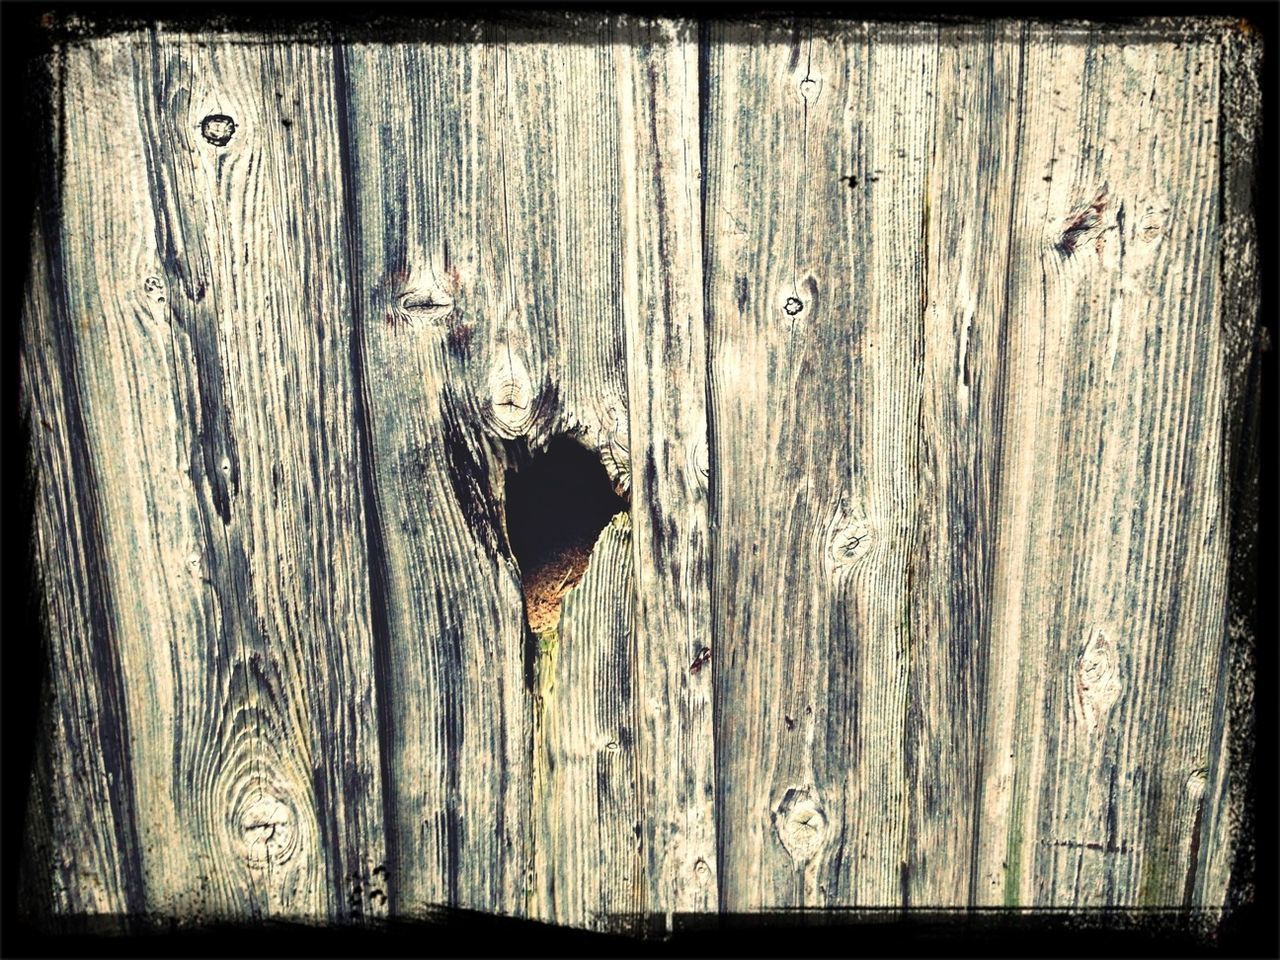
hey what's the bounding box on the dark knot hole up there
[503,436,628,636]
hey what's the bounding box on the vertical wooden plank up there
[339,19,640,922]
[705,18,832,910]
[24,35,222,922]
[21,178,144,925]
[338,33,530,919]
[23,31,387,922]
[705,19,938,910]
[533,515,644,929]
[340,16,714,928]
[822,24,937,909]
[505,25,644,929]
[906,22,1025,907]
[968,27,1230,907]
[339,29,565,922]
[525,17,719,930]
[614,17,718,923]
[141,31,387,919]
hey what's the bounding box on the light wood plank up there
[973,26,1231,908]
[533,514,645,930]
[614,16,718,923]
[705,18,945,911]
[23,32,388,923]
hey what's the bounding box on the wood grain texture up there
[704,19,938,909]
[704,19,1250,912]
[967,25,1229,909]
[21,185,144,928]
[338,15,714,928]
[18,14,1258,934]
[613,17,719,924]
[23,32,387,923]
[1204,22,1263,916]
[338,32,536,920]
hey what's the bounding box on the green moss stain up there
[535,625,558,696]
[1003,797,1024,907]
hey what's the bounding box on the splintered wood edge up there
[528,511,631,637]
[1216,20,1262,918]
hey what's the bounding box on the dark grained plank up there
[22,32,388,923]
[1204,22,1263,911]
[704,18,1245,914]
[20,191,145,926]
[338,16,716,928]
[337,32,538,920]
[704,18,940,910]
[909,22,1024,907]
[136,32,387,920]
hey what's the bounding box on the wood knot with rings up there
[795,66,823,105]
[200,114,237,147]
[485,354,535,439]
[235,791,299,868]
[383,265,457,331]
[596,407,632,498]
[823,498,872,571]
[1136,205,1171,245]
[1073,624,1124,732]
[1054,182,1115,258]
[773,786,826,865]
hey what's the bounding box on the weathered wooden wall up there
[18,14,1260,935]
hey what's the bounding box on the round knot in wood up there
[201,114,237,147]
[824,499,871,572]
[236,793,298,868]
[485,354,534,439]
[1074,625,1124,731]
[774,787,826,865]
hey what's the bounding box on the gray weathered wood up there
[18,14,1258,934]
[703,19,939,909]
[338,15,714,929]
[704,19,1250,911]
[23,32,388,923]
[339,31,537,920]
